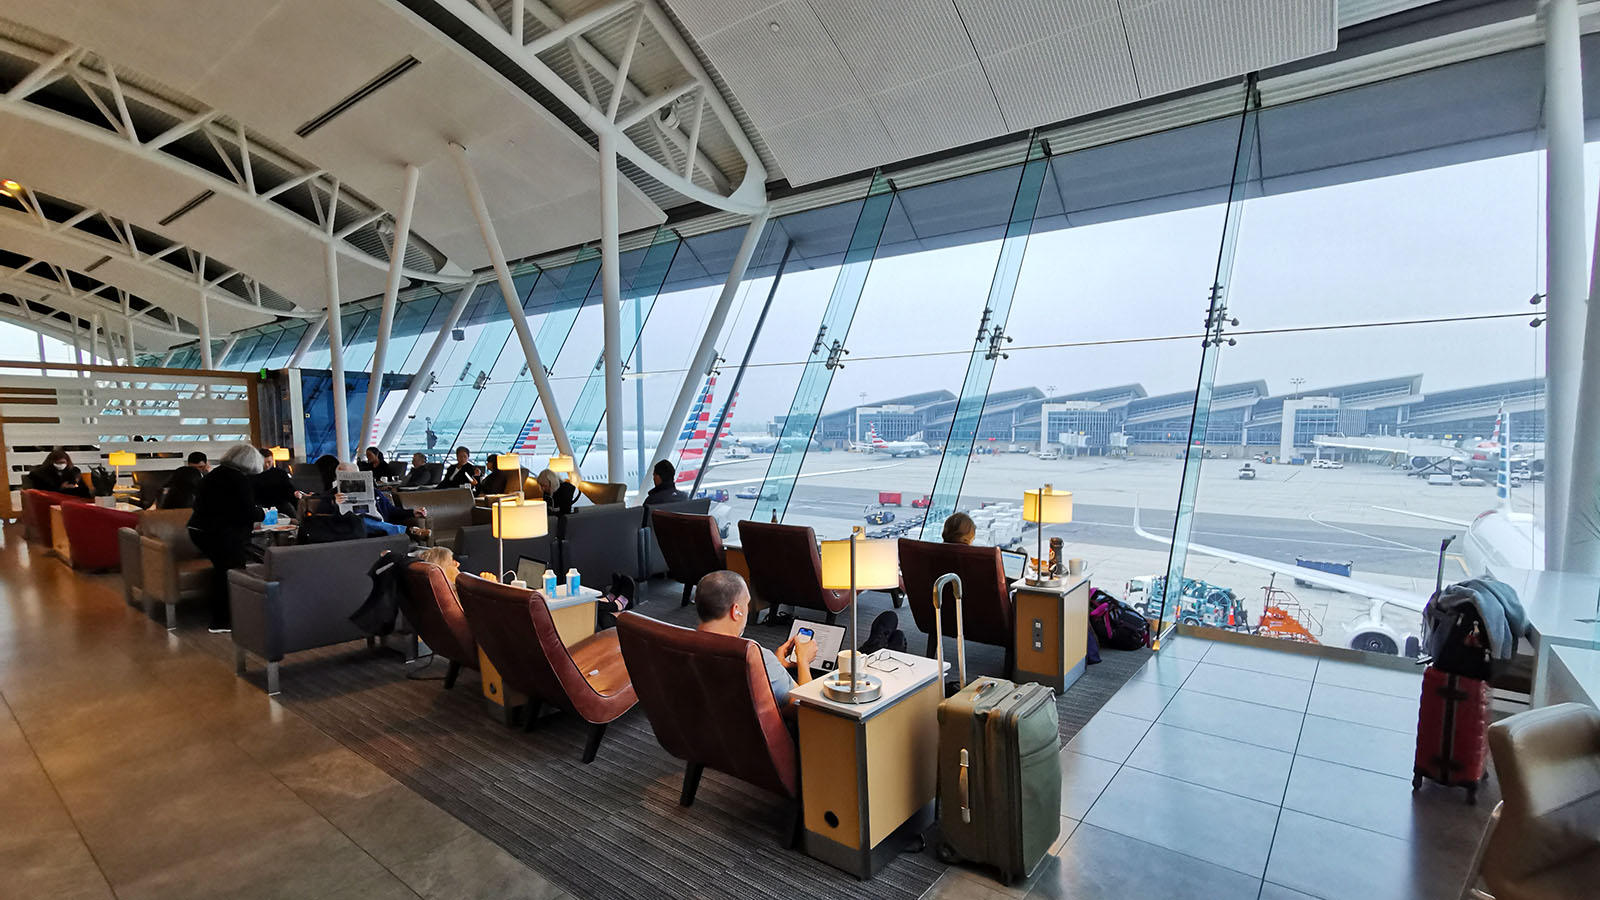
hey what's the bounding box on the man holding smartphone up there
[694,571,816,706]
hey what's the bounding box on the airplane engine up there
[1341,618,1419,658]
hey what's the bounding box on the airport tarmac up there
[697,450,1542,654]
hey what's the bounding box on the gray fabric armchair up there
[137,509,210,629]
[229,534,410,694]
[118,525,143,607]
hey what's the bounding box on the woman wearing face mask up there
[31,450,93,498]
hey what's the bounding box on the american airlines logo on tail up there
[514,418,544,452]
[868,425,887,447]
[674,375,735,482]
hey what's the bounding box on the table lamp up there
[819,527,901,703]
[107,451,135,488]
[270,447,290,465]
[1023,484,1073,586]
[493,452,523,497]
[547,454,575,476]
[491,497,547,583]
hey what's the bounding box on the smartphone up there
[796,627,814,643]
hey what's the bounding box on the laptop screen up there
[1001,549,1028,583]
[516,556,548,587]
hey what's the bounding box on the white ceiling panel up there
[676,0,1338,185]
[1123,0,1337,97]
[665,0,782,38]
[809,0,977,95]
[763,100,896,186]
[697,1,862,131]
[0,217,107,273]
[870,63,1007,154]
[983,17,1140,131]
[952,0,1124,56]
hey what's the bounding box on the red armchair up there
[59,503,141,571]
[650,510,726,607]
[615,612,800,843]
[20,489,91,545]
[455,573,636,763]
[898,538,1015,674]
[736,520,848,623]
[398,559,477,690]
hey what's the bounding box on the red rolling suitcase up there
[1412,537,1491,804]
[1412,666,1490,803]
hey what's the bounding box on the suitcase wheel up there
[1411,774,1421,792]
[1465,784,1477,806]
[936,842,958,864]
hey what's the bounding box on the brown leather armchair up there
[577,481,627,506]
[899,538,1015,674]
[648,510,726,607]
[1461,702,1600,900]
[736,520,848,623]
[399,486,476,547]
[455,573,636,763]
[398,559,478,690]
[615,612,800,843]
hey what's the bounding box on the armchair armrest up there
[119,527,143,606]
[228,569,282,663]
[139,535,178,607]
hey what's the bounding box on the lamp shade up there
[493,453,523,472]
[107,451,136,467]
[547,454,575,474]
[492,499,548,539]
[819,535,900,591]
[1023,486,1073,524]
[270,447,291,462]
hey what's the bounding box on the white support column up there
[360,163,420,456]
[325,242,351,462]
[1545,0,1586,570]
[1567,14,1600,571]
[448,141,575,462]
[71,320,83,364]
[124,315,136,365]
[198,288,214,370]
[599,131,625,484]
[286,311,327,368]
[646,209,767,489]
[36,330,45,362]
[215,333,240,369]
[88,312,102,364]
[379,273,484,453]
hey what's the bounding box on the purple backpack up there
[1089,589,1150,651]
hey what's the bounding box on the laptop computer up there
[1001,549,1028,583]
[516,556,548,587]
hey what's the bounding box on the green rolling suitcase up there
[929,576,1061,883]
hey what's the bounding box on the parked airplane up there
[1312,412,1540,477]
[1132,409,1539,658]
[864,425,932,458]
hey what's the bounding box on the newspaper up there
[335,469,376,517]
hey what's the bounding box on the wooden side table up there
[1011,574,1090,693]
[48,505,72,566]
[792,652,945,878]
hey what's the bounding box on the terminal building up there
[1,2,1597,900]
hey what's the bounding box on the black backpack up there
[1089,588,1150,651]
[349,550,404,636]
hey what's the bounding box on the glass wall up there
[180,38,1600,662]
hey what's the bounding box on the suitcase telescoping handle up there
[932,573,967,689]
[958,748,971,823]
[1434,536,1455,596]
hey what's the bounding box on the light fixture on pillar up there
[491,497,547,583]
[107,450,135,487]
[819,527,900,703]
[1022,485,1073,586]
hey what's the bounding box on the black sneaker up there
[859,611,900,655]
[886,630,908,654]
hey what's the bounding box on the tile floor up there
[920,636,1499,900]
[0,531,566,900]
[1,523,1495,900]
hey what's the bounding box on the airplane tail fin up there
[515,418,544,454]
[674,375,736,483]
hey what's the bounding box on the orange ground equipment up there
[1254,576,1322,645]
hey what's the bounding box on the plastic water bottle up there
[542,570,558,598]
[566,568,581,597]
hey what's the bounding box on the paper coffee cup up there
[836,650,859,681]
[1069,557,1085,576]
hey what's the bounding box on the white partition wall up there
[0,361,261,518]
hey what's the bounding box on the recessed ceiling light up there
[769,21,781,33]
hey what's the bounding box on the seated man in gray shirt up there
[693,570,816,706]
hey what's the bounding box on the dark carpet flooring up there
[186,577,1150,900]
